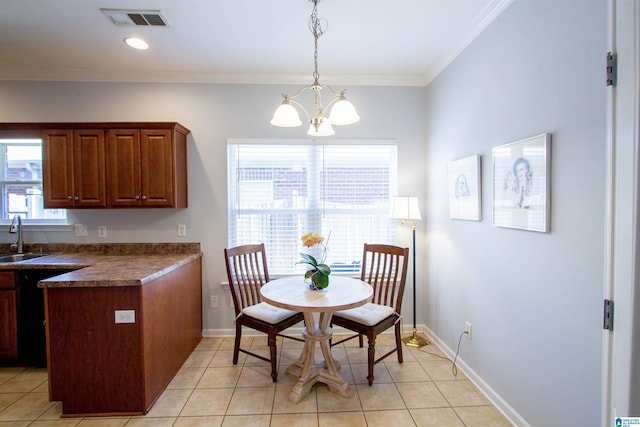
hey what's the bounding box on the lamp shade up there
[307,119,335,136]
[271,102,302,127]
[391,196,422,220]
[328,97,360,125]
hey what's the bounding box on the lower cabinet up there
[45,257,202,416]
[0,284,18,360]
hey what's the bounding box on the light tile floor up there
[0,333,513,426]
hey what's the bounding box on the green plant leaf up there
[316,263,331,275]
[297,252,318,267]
[313,272,330,288]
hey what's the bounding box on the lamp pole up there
[402,220,429,348]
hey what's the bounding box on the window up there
[228,140,398,275]
[0,139,66,222]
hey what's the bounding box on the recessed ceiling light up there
[124,37,149,50]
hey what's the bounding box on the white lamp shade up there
[390,196,422,220]
[271,102,302,127]
[328,98,360,125]
[307,119,335,136]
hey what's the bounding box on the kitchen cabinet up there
[42,129,107,208]
[45,256,202,416]
[107,126,188,208]
[38,122,189,209]
[0,271,18,360]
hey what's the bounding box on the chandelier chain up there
[309,0,327,82]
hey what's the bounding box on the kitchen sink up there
[0,253,50,263]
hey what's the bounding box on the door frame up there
[602,0,640,424]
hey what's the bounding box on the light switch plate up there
[98,225,107,238]
[177,224,186,237]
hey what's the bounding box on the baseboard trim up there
[421,325,530,427]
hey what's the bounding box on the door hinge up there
[603,299,614,330]
[606,52,617,86]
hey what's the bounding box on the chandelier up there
[270,0,360,136]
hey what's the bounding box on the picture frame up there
[448,154,481,221]
[492,133,551,232]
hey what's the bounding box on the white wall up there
[423,0,606,425]
[0,81,426,339]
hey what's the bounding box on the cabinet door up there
[73,130,106,208]
[107,129,141,207]
[43,129,74,208]
[0,290,18,359]
[140,129,174,207]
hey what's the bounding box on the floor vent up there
[101,9,169,27]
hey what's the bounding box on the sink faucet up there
[9,215,23,253]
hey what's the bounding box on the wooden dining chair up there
[331,243,409,385]
[224,243,304,382]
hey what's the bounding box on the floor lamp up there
[391,196,430,348]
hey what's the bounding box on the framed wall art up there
[448,154,481,221]
[492,133,551,232]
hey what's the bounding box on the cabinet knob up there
[141,195,147,201]
[135,195,140,200]
[67,195,73,200]
[74,196,79,201]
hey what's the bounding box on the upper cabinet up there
[43,129,107,208]
[38,122,189,209]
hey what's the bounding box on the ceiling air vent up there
[101,9,169,27]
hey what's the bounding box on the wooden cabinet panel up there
[141,129,174,207]
[107,129,141,207]
[43,129,106,208]
[0,272,18,360]
[107,127,187,208]
[73,130,106,207]
[0,271,16,289]
[0,290,18,359]
[42,129,74,208]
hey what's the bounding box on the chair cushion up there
[333,303,395,326]
[242,302,299,324]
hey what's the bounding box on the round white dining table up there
[260,275,373,403]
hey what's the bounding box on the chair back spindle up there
[360,244,409,313]
[225,243,270,315]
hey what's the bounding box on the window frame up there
[227,138,399,276]
[0,136,68,226]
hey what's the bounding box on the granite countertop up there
[0,243,202,288]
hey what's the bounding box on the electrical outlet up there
[74,223,88,237]
[209,295,218,308]
[115,310,135,324]
[98,225,107,238]
[177,224,186,237]
[464,321,472,339]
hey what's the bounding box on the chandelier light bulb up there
[307,119,334,136]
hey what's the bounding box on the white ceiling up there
[0,0,511,87]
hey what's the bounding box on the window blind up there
[227,141,398,275]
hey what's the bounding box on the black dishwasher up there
[18,269,74,367]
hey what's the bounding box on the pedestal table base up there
[285,312,352,403]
